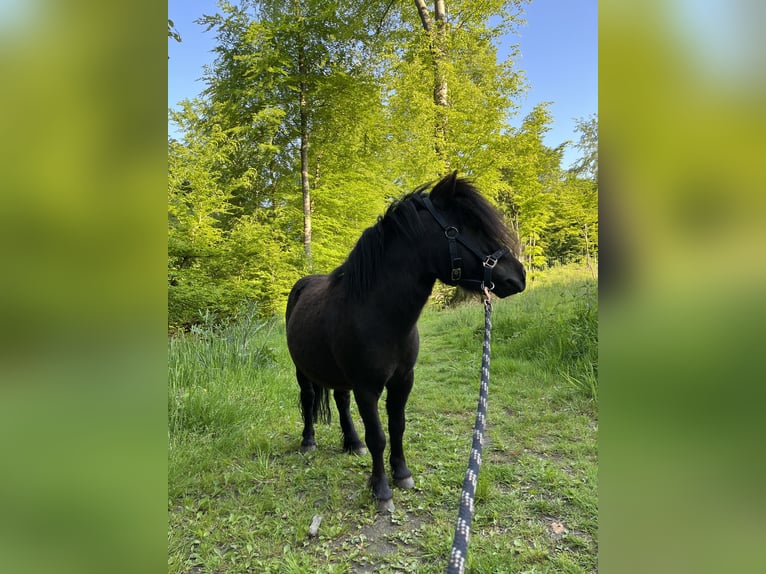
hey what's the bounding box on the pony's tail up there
[312,384,332,425]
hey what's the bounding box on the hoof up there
[377,498,395,513]
[352,447,367,456]
[394,476,415,489]
[300,444,316,453]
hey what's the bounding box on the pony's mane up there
[434,178,516,254]
[330,175,515,300]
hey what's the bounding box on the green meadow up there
[168,265,597,573]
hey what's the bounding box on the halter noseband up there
[422,195,510,293]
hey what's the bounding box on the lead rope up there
[446,287,494,574]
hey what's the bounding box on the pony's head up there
[422,172,526,298]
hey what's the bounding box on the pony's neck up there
[363,244,436,332]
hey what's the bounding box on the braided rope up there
[446,295,494,574]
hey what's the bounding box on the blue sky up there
[168,0,597,169]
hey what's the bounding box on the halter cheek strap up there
[422,196,510,292]
[445,226,463,281]
[422,196,462,280]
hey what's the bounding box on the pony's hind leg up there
[297,370,317,452]
[386,369,415,489]
[333,390,366,455]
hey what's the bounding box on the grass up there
[168,265,597,573]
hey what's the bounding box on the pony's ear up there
[430,170,459,203]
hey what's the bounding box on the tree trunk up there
[583,223,594,276]
[414,0,450,172]
[298,45,312,270]
[433,0,449,171]
[300,103,311,268]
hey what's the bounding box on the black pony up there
[285,172,526,512]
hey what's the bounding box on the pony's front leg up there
[387,369,415,489]
[353,387,394,512]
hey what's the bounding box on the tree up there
[168,19,182,42]
[197,0,394,271]
[570,113,598,180]
[168,104,236,326]
[406,0,527,174]
[567,114,598,267]
[498,108,598,268]
[498,103,562,267]
[168,99,305,325]
[382,0,526,188]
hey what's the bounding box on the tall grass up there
[493,266,598,400]
[167,303,295,498]
[169,310,275,428]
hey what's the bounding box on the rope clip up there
[482,285,492,308]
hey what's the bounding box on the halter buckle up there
[483,255,498,269]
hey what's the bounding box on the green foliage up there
[570,114,598,180]
[168,100,303,327]
[379,0,526,188]
[168,19,182,43]
[497,107,599,269]
[168,0,597,327]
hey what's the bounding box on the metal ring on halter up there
[445,226,459,239]
[480,281,495,292]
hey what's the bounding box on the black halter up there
[422,195,510,293]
